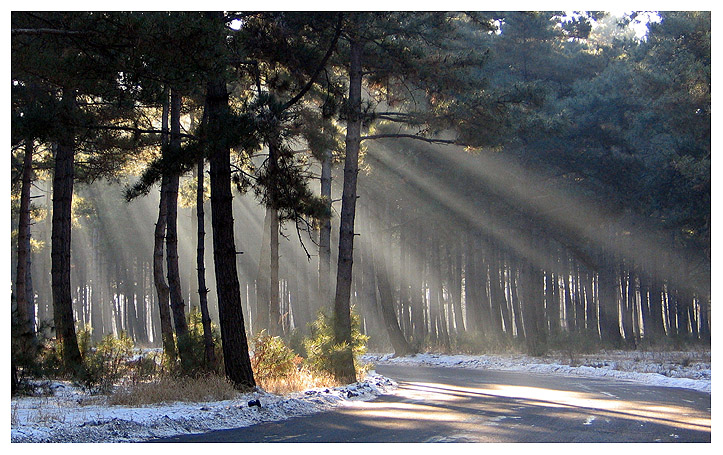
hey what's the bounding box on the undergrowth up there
[109,374,238,406]
[13,308,372,403]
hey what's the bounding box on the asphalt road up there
[153,364,711,442]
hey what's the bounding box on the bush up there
[303,309,369,379]
[183,306,223,374]
[78,331,135,393]
[549,330,599,366]
[249,330,337,394]
[250,330,299,383]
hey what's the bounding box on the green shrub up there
[303,308,369,378]
[182,306,223,374]
[250,330,299,382]
[78,331,135,393]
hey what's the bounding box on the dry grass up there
[108,374,239,406]
[257,367,339,395]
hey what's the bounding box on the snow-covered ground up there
[10,373,396,443]
[10,350,710,443]
[366,349,711,393]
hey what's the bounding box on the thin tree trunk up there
[15,138,36,347]
[399,227,412,337]
[621,267,635,345]
[508,265,524,342]
[331,34,363,383]
[255,208,272,333]
[447,239,465,335]
[409,229,426,347]
[492,252,512,339]
[371,225,416,357]
[153,90,176,360]
[464,233,483,335]
[196,157,216,368]
[206,71,255,389]
[269,207,280,336]
[597,258,622,347]
[318,147,332,313]
[431,239,450,350]
[166,89,191,370]
[647,274,665,342]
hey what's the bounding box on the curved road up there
[153,364,711,442]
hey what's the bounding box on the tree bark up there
[206,73,255,389]
[255,207,272,333]
[196,157,216,368]
[318,147,332,312]
[447,240,465,335]
[331,34,363,384]
[269,207,281,336]
[597,258,622,347]
[371,224,416,357]
[153,90,176,360]
[520,262,545,355]
[51,90,83,375]
[166,89,191,370]
[15,138,37,347]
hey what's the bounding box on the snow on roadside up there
[10,373,397,443]
[364,350,711,394]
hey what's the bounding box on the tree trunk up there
[398,227,412,337]
[582,268,598,338]
[464,234,483,335]
[206,73,255,389]
[409,229,426,347]
[15,138,37,348]
[269,207,281,336]
[371,226,416,357]
[448,240,465,335]
[51,90,83,376]
[621,267,635,346]
[255,208,272,333]
[166,89,191,370]
[492,252,512,339]
[431,239,450,350]
[508,265,524,342]
[196,157,216,368]
[597,259,622,347]
[331,34,363,384]
[318,147,333,313]
[646,275,665,342]
[153,90,176,360]
[546,270,561,338]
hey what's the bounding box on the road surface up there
[153,363,711,442]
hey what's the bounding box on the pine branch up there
[360,133,458,145]
[281,13,343,112]
[88,124,196,140]
[12,28,90,36]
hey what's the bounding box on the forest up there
[10,11,710,393]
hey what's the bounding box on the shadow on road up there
[153,364,711,443]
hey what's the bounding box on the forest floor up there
[10,349,710,443]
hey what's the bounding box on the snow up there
[10,373,397,443]
[364,349,711,393]
[10,349,710,443]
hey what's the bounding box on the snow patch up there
[363,350,711,394]
[10,373,397,443]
